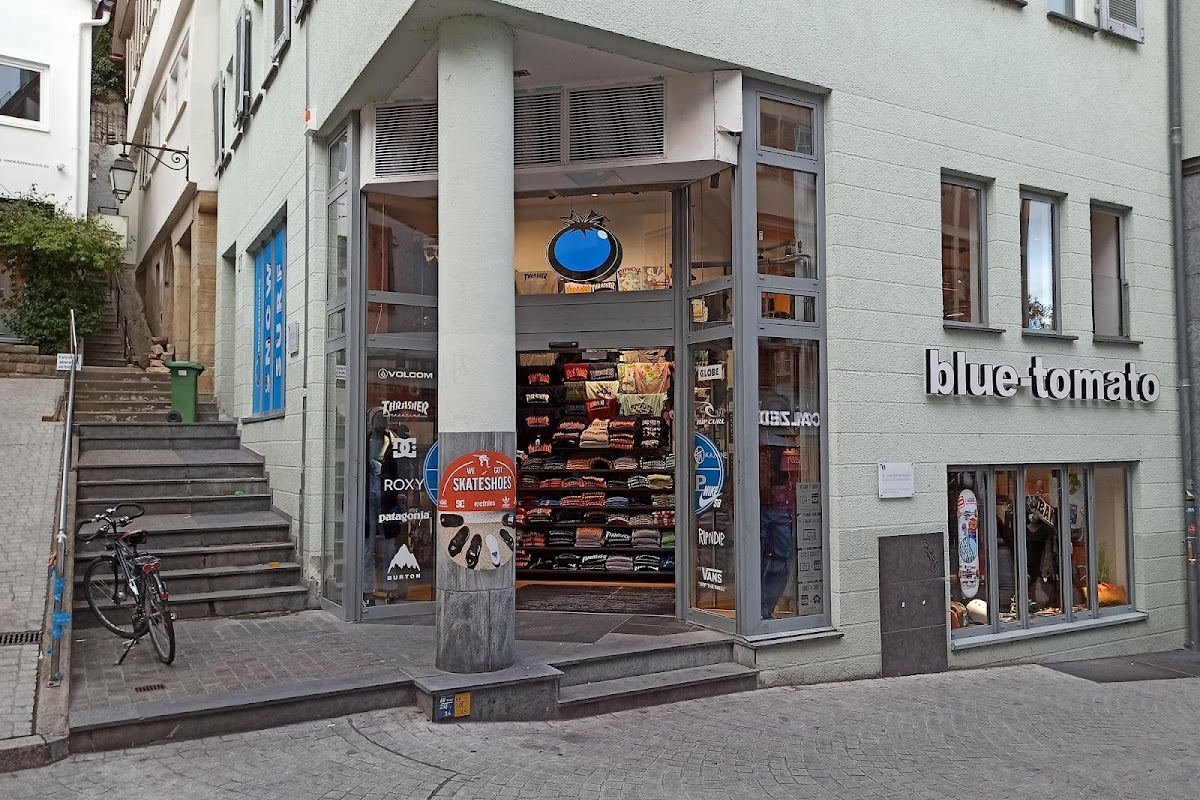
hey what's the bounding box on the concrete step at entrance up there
[556,662,758,718]
[553,640,736,688]
[73,562,303,597]
[76,457,265,483]
[75,541,296,571]
[75,398,218,411]
[77,492,273,517]
[75,511,293,548]
[77,422,240,451]
[74,410,220,423]
[76,476,269,500]
[73,585,309,625]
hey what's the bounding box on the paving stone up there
[4,664,1199,797]
[0,378,63,741]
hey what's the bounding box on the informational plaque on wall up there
[878,462,915,499]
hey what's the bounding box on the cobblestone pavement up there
[6,664,1199,799]
[0,379,63,740]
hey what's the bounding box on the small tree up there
[0,193,124,353]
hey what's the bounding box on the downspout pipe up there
[77,2,113,218]
[1167,0,1200,650]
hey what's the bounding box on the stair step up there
[77,493,273,516]
[76,461,264,482]
[553,640,735,687]
[74,411,220,423]
[76,541,296,570]
[74,562,303,595]
[75,399,217,410]
[76,477,268,500]
[556,663,758,717]
[75,511,292,547]
[73,585,309,624]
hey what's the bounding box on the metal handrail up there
[47,309,79,687]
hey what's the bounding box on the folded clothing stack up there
[561,492,606,507]
[660,531,676,549]
[580,554,607,571]
[520,352,558,367]
[552,430,581,450]
[515,552,532,569]
[575,527,604,548]
[647,474,673,490]
[528,439,552,456]
[526,507,554,524]
[613,457,639,471]
[520,530,548,547]
[632,529,661,548]
[548,529,576,547]
[580,419,611,449]
[583,510,608,524]
[604,529,633,547]
[641,456,670,470]
[557,511,584,525]
[529,558,554,570]
[634,554,661,572]
[607,479,628,490]
[639,417,665,448]
[606,512,632,527]
[605,496,631,508]
[606,554,634,572]
[653,511,675,526]
[522,457,546,471]
[588,457,612,470]
[630,513,656,527]
[544,456,567,471]
[659,557,675,573]
[609,417,638,433]
[520,475,539,489]
[553,553,581,571]
[627,475,651,490]
[610,432,637,450]
[564,362,590,382]
[538,477,564,489]
[652,494,674,508]
[535,496,560,507]
[566,457,591,471]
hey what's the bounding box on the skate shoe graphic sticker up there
[437,450,516,570]
[546,210,623,283]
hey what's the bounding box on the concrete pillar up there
[171,240,192,361]
[435,15,516,674]
[191,193,219,393]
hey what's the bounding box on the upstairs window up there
[1100,0,1144,42]
[273,0,292,56]
[941,177,986,325]
[0,60,42,124]
[1090,206,1128,338]
[1021,193,1060,331]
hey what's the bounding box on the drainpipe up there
[1167,0,1200,650]
[77,2,113,218]
[297,11,311,587]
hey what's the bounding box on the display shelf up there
[519,468,676,476]
[518,487,675,494]
[520,504,674,512]
[517,546,675,553]
[516,569,675,581]
[521,446,673,456]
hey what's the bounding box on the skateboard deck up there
[957,488,981,599]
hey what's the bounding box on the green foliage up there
[92,25,124,99]
[0,193,123,353]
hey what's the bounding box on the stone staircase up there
[0,342,58,377]
[83,294,128,368]
[72,366,218,423]
[73,408,309,624]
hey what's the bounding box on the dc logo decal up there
[546,210,622,283]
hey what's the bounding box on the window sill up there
[250,90,265,116]
[1099,29,1143,46]
[261,59,280,92]
[1022,329,1079,341]
[735,626,843,649]
[1093,335,1143,346]
[240,409,286,425]
[951,610,1148,650]
[1046,11,1099,35]
[943,321,1005,334]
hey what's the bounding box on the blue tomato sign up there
[423,441,439,505]
[546,210,623,282]
[694,432,725,515]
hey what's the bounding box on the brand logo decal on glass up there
[546,210,623,283]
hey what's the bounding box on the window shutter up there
[273,0,291,54]
[211,74,225,168]
[1099,0,1143,42]
[233,8,247,123]
[292,0,312,22]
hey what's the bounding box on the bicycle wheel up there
[143,580,175,664]
[82,556,137,638]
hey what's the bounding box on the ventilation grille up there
[133,683,166,693]
[568,83,665,162]
[514,91,563,167]
[1108,0,1138,25]
[0,630,41,647]
[374,103,438,176]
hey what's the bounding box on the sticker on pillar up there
[423,442,439,505]
[437,450,517,570]
[694,432,725,515]
[546,211,623,283]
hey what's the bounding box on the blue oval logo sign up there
[423,441,439,505]
[546,210,622,283]
[694,432,725,515]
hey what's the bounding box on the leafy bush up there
[92,24,124,99]
[0,194,123,353]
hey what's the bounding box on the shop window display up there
[689,169,734,285]
[513,348,676,585]
[947,470,989,630]
[366,194,438,296]
[1093,466,1132,608]
[514,192,672,295]
[362,353,438,607]
[1025,468,1065,620]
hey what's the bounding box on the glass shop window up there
[756,165,817,279]
[366,194,439,296]
[689,168,734,285]
[941,180,984,324]
[515,191,672,296]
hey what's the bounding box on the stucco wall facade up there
[213,0,1186,679]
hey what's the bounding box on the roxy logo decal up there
[925,349,1160,403]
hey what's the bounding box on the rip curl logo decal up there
[546,210,623,282]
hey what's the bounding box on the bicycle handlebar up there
[77,503,145,541]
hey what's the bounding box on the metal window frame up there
[0,57,46,128]
[272,0,292,58]
[1019,189,1063,333]
[1089,202,1131,339]
[948,462,1137,641]
[940,172,990,326]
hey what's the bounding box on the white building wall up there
[215,0,1186,671]
[0,0,98,217]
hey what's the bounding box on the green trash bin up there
[163,361,205,423]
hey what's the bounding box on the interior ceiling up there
[386,30,681,101]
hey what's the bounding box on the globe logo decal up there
[546,210,623,282]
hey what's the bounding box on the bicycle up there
[78,504,176,665]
